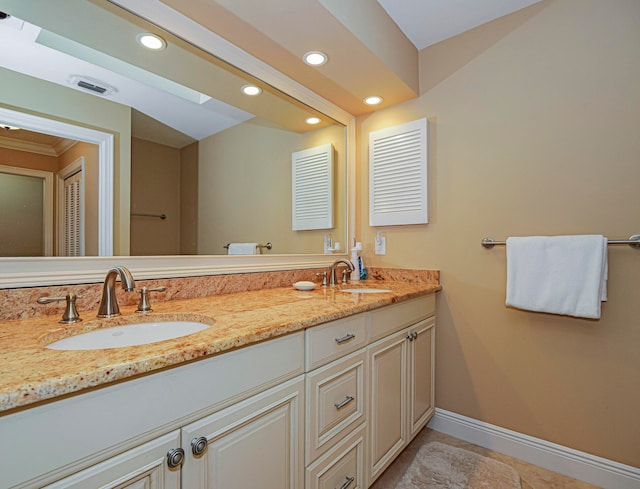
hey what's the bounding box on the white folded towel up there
[505,235,608,319]
[227,242,258,255]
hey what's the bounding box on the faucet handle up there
[136,286,167,313]
[341,269,350,284]
[316,272,328,287]
[38,293,83,324]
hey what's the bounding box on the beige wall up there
[0,147,58,173]
[130,138,182,255]
[356,0,640,467]
[198,121,346,255]
[180,142,199,255]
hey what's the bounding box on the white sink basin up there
[46,320,210,350]
[340,288,392,294]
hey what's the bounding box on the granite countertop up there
[0,280,440,414]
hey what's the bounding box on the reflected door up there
[0,165,53,256]
[57,157,85,256]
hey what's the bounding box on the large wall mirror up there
[0,0,354,287]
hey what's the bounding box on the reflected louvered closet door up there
[63,170,83,256]
[292,143,334,231]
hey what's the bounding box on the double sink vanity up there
[0,270,440,489]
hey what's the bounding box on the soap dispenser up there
[350,241,363,281]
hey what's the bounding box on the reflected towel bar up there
[481,235,640,249]
[131,212,166,220]
[223,242,272,250]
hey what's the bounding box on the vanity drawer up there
[306,350,366,462]
[306,424,366,489]
[306,314,367,371]
[369,294,435,343]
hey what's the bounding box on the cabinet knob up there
[191,436,208,456]
[166,448,185,468]
[336,476,355,489]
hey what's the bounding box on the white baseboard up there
[427,408,640,489]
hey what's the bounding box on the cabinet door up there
[181,376,304,489]
[42,430,181,489]
[367,329,408,483]
[408,317,435,439]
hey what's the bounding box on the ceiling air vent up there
[68,76,117,96]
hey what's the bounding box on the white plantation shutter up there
[292,143,334,230]
[63,170,83,256]
[369,118,428,226]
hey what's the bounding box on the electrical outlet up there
[375,236,386,255]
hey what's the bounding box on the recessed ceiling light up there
[136,33,166,51]
[363,95,383,105]
[306,117,321,125]
[241,84,262,96]
[303,51,328,66]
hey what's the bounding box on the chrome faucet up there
[97,266,136,318]
[329,259,355,286]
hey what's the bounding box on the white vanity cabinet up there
[367,296,436,485]
[2,332,304,489]
[2,292,436,489]
[41,376,305,489]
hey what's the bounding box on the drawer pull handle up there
[336,476,355,489]
[334,395,355,410]
[335,333,356,344]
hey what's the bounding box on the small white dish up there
[293,280,316,291]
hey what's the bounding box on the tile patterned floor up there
[370,428,602,489]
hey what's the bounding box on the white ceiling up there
[377,0,543,49]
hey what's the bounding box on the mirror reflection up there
[0,0,346,257]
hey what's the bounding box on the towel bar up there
[131,212,166,220]
[223,242,272,250]
[482,235,640,249]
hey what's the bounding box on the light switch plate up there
[375,236,386,255]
